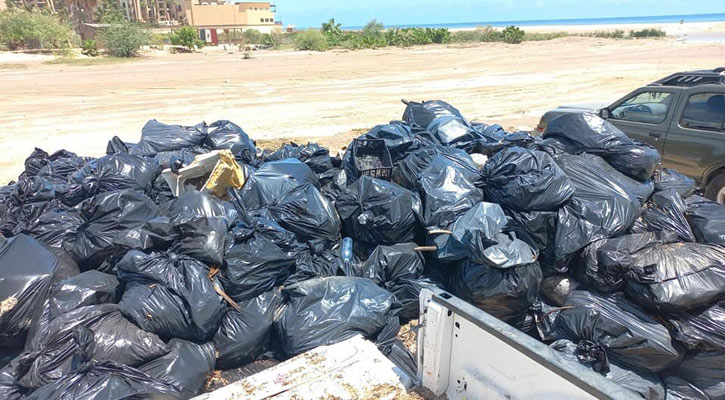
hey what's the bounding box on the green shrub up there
[450,26,502,43]
[242,29,262,44]
[502,25,524,44]
[101,22,149,57]
[524,31,569,41]
[0,9,74,50]
[630,28,666,38]
[586,30,626,39]
[170,26,203,50]
[94,0,126,23]
[295,29,328,51]
[82,39,99,56]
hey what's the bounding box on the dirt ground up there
[1,36,724,183]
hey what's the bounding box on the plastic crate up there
[352,139,393,181]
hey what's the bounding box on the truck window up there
[610,91,673,124]
[680,93,725,132]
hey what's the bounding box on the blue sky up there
[271,0,725,28]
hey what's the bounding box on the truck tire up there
[705,171,725,205]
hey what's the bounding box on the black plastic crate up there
[352,139,393,181]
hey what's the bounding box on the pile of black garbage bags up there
[0,101,724,400]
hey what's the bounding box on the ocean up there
[340,13,725,30]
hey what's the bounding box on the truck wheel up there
[705,172,725,205]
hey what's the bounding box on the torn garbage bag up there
[214,289,281,369]
[0,235,78,349]
[336,176,420,247]
[480,147,575,211]
[575,231,676,294]
[415,154,483,230]
[275,277,401,358]
[116,250,224,342]
[49,271,119,318]
[220,235,295,302]
[669,303,725,351]
[239,158,319,211]
[269,183,341,245]
[129,119,207,156]
[630,190,696,242]
[540,275,581,307]
[676,350,725,400]
[204,120,257,164]
[538,290,681,372]
[685,195,725,245]
[139,339,215,398]
[361,243,432,321]
[550,339,665,400]
[624,243,725,312]
[63,189,163,270]
[20,304,168,389]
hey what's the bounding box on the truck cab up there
[537,68,725,203]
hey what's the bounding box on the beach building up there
[183,1,280,35]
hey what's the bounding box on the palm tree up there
[321,18,342,36]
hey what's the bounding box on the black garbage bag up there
[550,339,665,400]
[220,235,295,302]
[214,289,281,369]
[106,136,130,155]
[597,142,661,182]
[129,119,208,156]
[575,231,676,294]
[239,158,320,211]
[655,168,697,197]
[116,251,224,341]
[392,145,477,190]
[624,243,725,313]
[663,375,709,400]
[669,303,725,351]
[204,120,257,164]
[1,177,63,236]
[26,360,180,400]
[384,338,417,382]
[275,277,402,358]
[63,190,163,270]
[506,210,562,274]
[538,290,681,372]
[139,339,215,398]
[447,248,542,327]
[163,190,238,220]
[543,113,633,150]
[268,183,340,245]
[285,246,345,285]
[65,153,160,206]
[49,271,119,318]
[481,147,575,211]
[402,100,479,147]
[19,304,169,389]
[25,210,83,250]
[262,142,334,173]
[152,148,204,170]
[357,122,420,162]
[553,154,644,264]
[22,149,88,182]
[361,243,431,321]
[170,215,228,266]
[631,190,696,242]
[433,202,508,262]
[0,357,26,400]
[0,235,79,349]
[540,274,581,306]
[468,124,536,156]
[676,350,725,400]
[685,195,725,245]
[416,153,483,230]
[320,168,348,204]
[336,176,420,247]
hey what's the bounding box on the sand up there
[1,36,724,183]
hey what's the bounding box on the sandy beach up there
[0,35,724,183]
